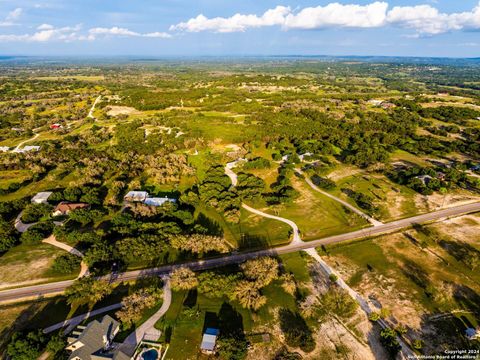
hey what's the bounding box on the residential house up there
[0,146,10,152]
[381,102,396,110]
[53,201,90,216]
[13,145,41,153]
[144,197,177,207]
[50,123,63,130]
[31,191,53,204]
[200,328,219,354]
[66,315,130,360]
[124,191,149,202]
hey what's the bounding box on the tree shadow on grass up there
[278,308,315,353]
[196,213,223,237]
[0,301,43,353]
[237,233,269,251]
[218,302,244,338]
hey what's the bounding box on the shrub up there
[51,254,81,274]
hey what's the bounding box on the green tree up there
[6,331,46,360]
[65,277,112,306]
[51,254,81,274]
[170,267,198,291]
[169,234,229,254]
[240,257,279,287]
[232,280,266,311]
[217,336,248,360]
[21,203,53,223]
[0,218,16,252]
[380,327,401,359]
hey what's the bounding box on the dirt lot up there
[324,214,480,354]
[106,105,142,116]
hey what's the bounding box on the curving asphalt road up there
[119,276,171,356]
[0,201,479,304]
[242,203,302,244]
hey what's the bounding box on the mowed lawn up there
[329,172,419,221]
[271,175,368,241]
[196,206,292,249]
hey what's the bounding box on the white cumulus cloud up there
[89,26,171,39]
[170,1,480,35]
[0,25,172,42]
[387,3,480,34]
[284,2,388,29]
[170,5,290,33]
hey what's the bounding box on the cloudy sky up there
[0,0,479,57]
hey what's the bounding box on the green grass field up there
[273,175,368,240]
[0,243,71,287]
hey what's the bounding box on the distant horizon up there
[1,54,479,60]
[0,1,480,57]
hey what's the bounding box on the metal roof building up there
[31,191,53,204]
[200,328,219,353]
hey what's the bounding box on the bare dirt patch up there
[414,190,480,213]
[431,214,480,248]
[106,106,142,116]
[327,166,362,181]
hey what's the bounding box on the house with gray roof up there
[66,315,130,360]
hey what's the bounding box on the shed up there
[31,192,53,204]
[200,328,219,353]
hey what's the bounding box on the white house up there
[31,191,53,204]
[124,191,149,202]
[144,197,177,207]
[13,145,41,153]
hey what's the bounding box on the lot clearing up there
[322,214,480,354]
[106,105,142,117]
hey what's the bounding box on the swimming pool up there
[142,349,158,360]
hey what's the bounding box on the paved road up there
[87,95,101,119]
[305,248,415,359]
[15,212,63,233]
[0,201,479,303]
[42,235,89,278]
[13,133,39,152]
[295,168,383,226]
[119,277,171,356]
[242,203,302,244]
[224,159,246,186]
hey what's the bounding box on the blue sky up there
[0,1,479,57]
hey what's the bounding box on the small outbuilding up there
[31,191,53,204]
[124,191,149,202]
[200,328,219,354]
